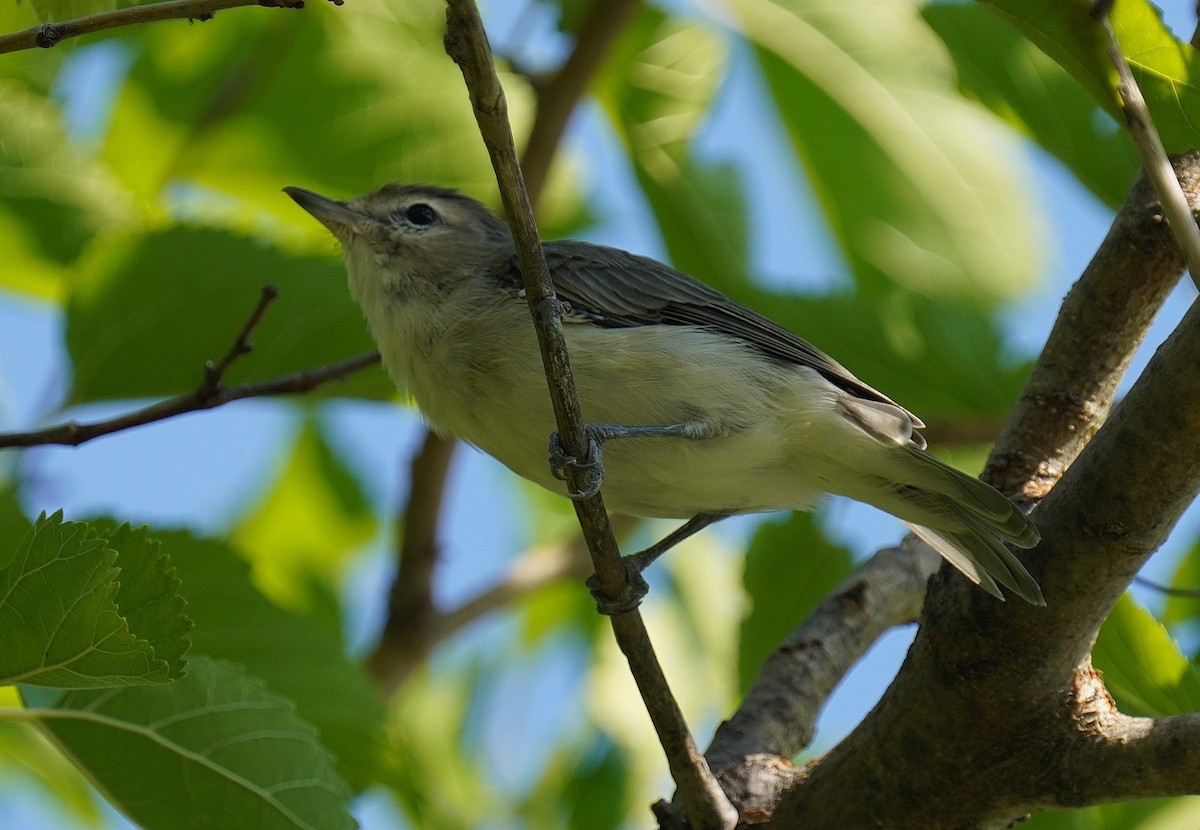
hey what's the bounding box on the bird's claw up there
[585,562,649,616]
[549,430,605,500]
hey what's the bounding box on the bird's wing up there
[490,240,924,435]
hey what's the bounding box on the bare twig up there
[443,3,736,827]
[1096,7,1200,290]
[0,286,381,449]
[0,0,311,55]
[369,0,643,694]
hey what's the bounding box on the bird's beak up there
[283,186,367,236]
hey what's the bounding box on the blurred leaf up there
[157,530,388,790]
[597,7,746,284]
[924,3,1136,208]
[522,736,630,830]
[1023,797,1200,830]
[1093,594,1200,717]
[65,226,386,405]
[0,513,186,688]
[730,0,1043,302]
[100,0,580,232]
[388,665,496,829]
[982,0,1200,152]
[0,486,32,541]
[28,0,116,22]
[599,7,729,177]
[27,657,356,830]
[0,81,129,299]
[1163,536,1200,630]
[0,721,103,825]
[738,513,853,693]
[232,417,377,620]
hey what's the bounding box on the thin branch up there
[0,286,381,449]
[1096,8,1200,290]
[1133,576,1200,599]
[443,3,736,827]
[0,0,311,55]
[365,431,456,690]
[369,0,640,694]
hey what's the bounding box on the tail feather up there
[838,446,1043,605]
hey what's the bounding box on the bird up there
[285,182,1043,607]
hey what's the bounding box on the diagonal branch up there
[443,2,736,827]
[0,286,381,449]
[0,0,310,55]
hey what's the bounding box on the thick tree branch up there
[763,184,1200,828]
[0,286,381,449]
[982,154,1194,500]
[443,3,736,827]
[0,0,309,55]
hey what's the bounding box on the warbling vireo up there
[285,183,1043,606]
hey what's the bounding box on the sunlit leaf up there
[66,226,386,405]
[729,0,1043,302]
[27,657,356,830]
[924,3,1137,208]
[1022,796,1200,830]
[0,513,186,688]
[981,0,1200,152]
[0,82,130,299]
[1093,594,1200,717]
[232,417,378,619]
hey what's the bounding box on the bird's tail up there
[841,446,1044,605]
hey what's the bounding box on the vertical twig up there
[442,2,737,827]
[1095,5,1200,289]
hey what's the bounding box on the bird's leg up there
[586,512,730,615]
[548,422,696,500]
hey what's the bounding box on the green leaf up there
[232,417,378,621]
[1162,536,1200,631]
[100,0,580,233]
[66,226,386,405]
[738,513,853,693]
[981,0,1200,153]
[0,720,103,825]
[1022,796,1200,829]
[97,523,191,682]
[0,82,129,299]
[924,3,1137,208]
[157,531,388,790]
[730,0,1043,303]
[597,7,747,286]
[27,657,355,830]
[0,513,185,688]
[1093,594,1200,717]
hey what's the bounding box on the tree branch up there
[0,286,381,449]
[0,0,310,55]
[367,0,644,693]
[762,171,1200,828]
[442,3,736,827]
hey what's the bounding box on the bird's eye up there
[403,203,438,226]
